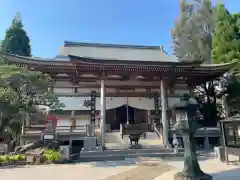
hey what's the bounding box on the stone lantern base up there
[174,172,212,180]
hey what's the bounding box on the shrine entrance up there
[110,105,136,130]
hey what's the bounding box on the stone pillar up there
[20,116,26,146]
[100,75,106,148]
[160,78,169,148]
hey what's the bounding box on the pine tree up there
[1,13,31,56]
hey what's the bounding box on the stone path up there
[102,159,172,180]
[0,156,239,180]
[154,158,240,180]
[0,161,136,180]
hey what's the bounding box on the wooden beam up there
[55,92,184,97]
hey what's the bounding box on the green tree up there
[0,13,63,146]
[172,0,214,63]
[172,0,221,126]
[1,13,31,56]
[212,4,240,116]
[212,4,240,63]
[0,62,63,145]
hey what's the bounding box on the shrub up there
[4,155,10,162]
[0,155,9,163]
[0,156,5,163]
[9,155,15,161]
[13,154,25,161]
[18,154,25,161]
[43,149,61,163]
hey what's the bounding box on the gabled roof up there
[60,41,178,62]
[64,41,165,50]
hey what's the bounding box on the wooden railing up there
[23,124,100,135]
[169,127,221,138]
[154,124,163,140]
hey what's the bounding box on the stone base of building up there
[174,172,212,180]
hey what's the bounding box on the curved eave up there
[196,60,239,72]
[0,53,236,75]
[1,53,72,66]
[2,53,200,67]
[68,55,200,67]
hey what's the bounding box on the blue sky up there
[0,0,239,58]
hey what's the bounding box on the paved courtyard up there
[0,156,239,180]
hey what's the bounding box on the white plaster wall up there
[172,89,189,94]
[58,97,90,110]
[53,79,188,90]
[53,87,73,94]
[54,81,73,87]
[56,115,90,132]
[77,88,99,93]
[58,96,185,110]
[58,96,156,110]
[96,97,127,110]
[127,97,154,110]
[57,117,71,126]
[54,86,188,95]
[168,97,181,108]
[76,115,90,126]
[56,117,71,132]
[57,116,90,126]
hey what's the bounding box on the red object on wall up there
[45,115,58,129]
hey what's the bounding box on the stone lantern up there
[173,94,212,180]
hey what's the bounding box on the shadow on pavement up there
[88,152,215,168]
[211,168,240,179]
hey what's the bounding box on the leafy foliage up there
[0,13,31,56]
[0,63,64,145]
[212,4,240,63]
[0,13,64,146]
[43,149,61,163]
[172,0,219,126]
[172,0,240,121]
[172,0,214,63]
[211,4,240,116]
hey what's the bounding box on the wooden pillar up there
[100,74,106,148]
[126,97,129,124]
[161,78,169,148]
[147,110,151,124]
[71,111,76,130]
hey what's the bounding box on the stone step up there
[80,148,182,157]
[78,152,181,162]
[75,150,213,162]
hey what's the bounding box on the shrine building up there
[1,41,235,151]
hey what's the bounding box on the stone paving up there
[0,156,239,180]
[154,158,240,180]
[0,160,137,180]
[102,158,172,180]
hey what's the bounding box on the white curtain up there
[96,97,127,110]
[127,97,154,110]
